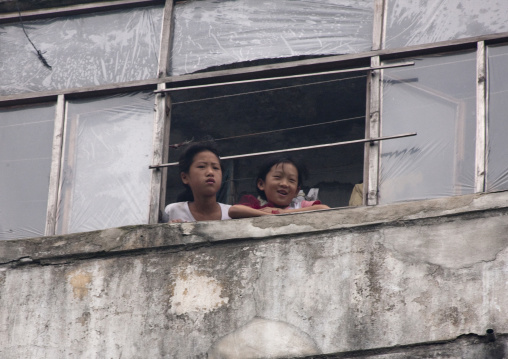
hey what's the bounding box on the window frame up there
[0,0,507,237]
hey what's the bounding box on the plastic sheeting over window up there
[486,44,508,192]
[0,6,163,96]
[379,52,476,204]
[385,0,508,49]
[170,0,373,75]
[57,92,154,235]
[0,103,55,240]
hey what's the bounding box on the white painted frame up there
[44,95,65,236]
[475,41,487,193]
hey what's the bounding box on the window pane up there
[486,44,508,192]
[380,52,476,204]
[385,0,508,49]
[171,0,373,75]
[165,71,366,209]
[0,6,163,96]
[57,92,154,234]
[0,103,55,240]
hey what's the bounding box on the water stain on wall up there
[67,270,92,300]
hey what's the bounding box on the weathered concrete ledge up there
[1,191,507,265]
[308,333,507,358]
[1,191,508,358]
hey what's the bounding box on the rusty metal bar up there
[149,132,417,169]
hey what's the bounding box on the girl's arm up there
[278,204,330,214]
[229,204,330,218]
[229,204,279,219]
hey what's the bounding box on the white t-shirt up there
[162,202,232,223]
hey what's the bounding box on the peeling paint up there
[169,270,228,315]
[180,222,196,236]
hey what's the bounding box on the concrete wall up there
[1,192,508,358]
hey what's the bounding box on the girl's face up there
[257,162,299,208]
[181,150,222,199]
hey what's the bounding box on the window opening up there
[163,70,367,209]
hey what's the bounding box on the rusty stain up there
[67,270,92,300]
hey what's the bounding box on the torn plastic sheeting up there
[171,0,373,76]
[384,0,508,49]
[0,6,163,96]
[56,93,154,235]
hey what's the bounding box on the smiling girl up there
[228,156,329,219]
[162,142,231,223]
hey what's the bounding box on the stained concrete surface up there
[1,191,508,358]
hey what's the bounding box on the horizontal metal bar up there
[154,62,415,93]
[149,132,417,169]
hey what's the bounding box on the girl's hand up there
[169,219,187,223]
[259,207,280,214]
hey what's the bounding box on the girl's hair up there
[256,155,307,200]
[176,141,222,202]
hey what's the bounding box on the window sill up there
[1,191,507,267]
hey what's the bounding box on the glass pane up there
[0,103,55,240]
[380,52,476,204]
[385,0,508,49]
[486,44,508,191]
[0,6,163,96]
[171,0,373,75]
[165,71,367,209]
[57,92,154,234]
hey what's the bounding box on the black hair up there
[176,141,222,202]
[255,155,307,200]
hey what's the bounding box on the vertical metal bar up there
[45,94,65,236]
[366,56,381,206]
[363,77,371,206]
[148,0,174,223]
[475,41,487,193]
[160,93,172,216]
